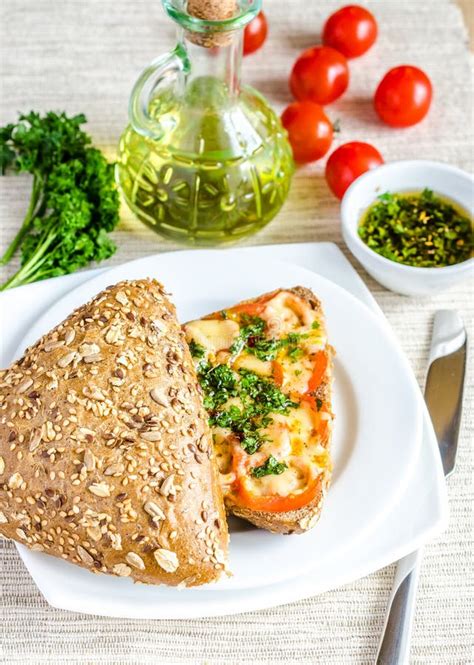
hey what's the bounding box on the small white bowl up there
[341,160,473,296]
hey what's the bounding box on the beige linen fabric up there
[0,0,472,663]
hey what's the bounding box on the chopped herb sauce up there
[358,189,473,267]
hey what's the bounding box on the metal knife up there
[375,310,467,665]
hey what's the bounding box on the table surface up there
[0,1,472,663]
[457,0,474,48]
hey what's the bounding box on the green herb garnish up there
[238,369,297,412]
[358,189,472,268]
[251,455,288,478]
[288,346,304,362]
[0,111,120,290]
[189,340,206,359]
[198,363,297,455]
[229,315,266,356]
[227,314,311,362]
[198,363,237,411]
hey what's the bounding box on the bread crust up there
[0,279,228,586]
[203,286,333,535]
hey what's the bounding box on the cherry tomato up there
[243,11,268,55]
[290,46,349,105]
[281,101,333,163]
[323,5,377,58]
[374,65,432,128]
[325,142,384,199]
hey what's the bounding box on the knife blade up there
[424,310,467,476]
[375,310,467,665]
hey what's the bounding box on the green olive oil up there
[118,79,293,246]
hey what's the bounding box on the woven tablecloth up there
[0,0,473,663]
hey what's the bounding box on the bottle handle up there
[129,45,188,139]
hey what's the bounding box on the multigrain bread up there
[0,279,228,587]
[184,286,334,535]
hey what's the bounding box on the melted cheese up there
[233,352,273,376]
[184,319,239,354]
[260,291,316,335]
[252,462,306,496]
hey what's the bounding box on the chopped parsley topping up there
[198,363,237,411]
[229,315,266,356]
[288,346,304,362]
[251,455,288,478]
[316,398,323,411]
[238,369,297,412]
[311,321,320,329]
[358,189,473,267]
[197,364,297,455]
[229,315,309,362]
[188,339,206,359]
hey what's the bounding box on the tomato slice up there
[231,444,321,513]
[308,351,328,392]
[228,292,276,318]
[236,474,321,513]
[272,360,284,387]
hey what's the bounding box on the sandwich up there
[183,287,334,534]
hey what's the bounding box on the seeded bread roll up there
[0,279,228,587]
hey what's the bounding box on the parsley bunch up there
[0,111,120,290]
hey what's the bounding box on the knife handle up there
[375,549,423,665]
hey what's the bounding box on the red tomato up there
[307,351,328,393]
[243,11,268,55]
[290,46,349,105]
[232,446,322,513]
[374,66,433,127]
[281,101,333,163]
[325,142,384,199]
[323,5,377,58]
[236,475,321,513]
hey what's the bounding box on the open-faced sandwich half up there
[183,287,334,534]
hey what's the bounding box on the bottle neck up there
[177,26,243,102]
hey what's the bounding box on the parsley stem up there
[0,174,43,265]
[0,226,57,290]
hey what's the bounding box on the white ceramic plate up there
[14,251,423,600]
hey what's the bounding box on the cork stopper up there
[187,0,238,47]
